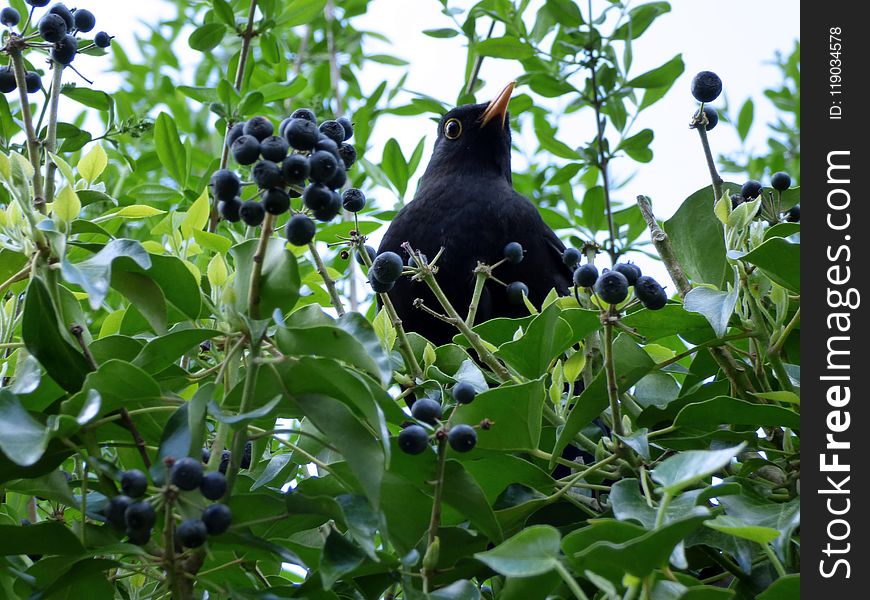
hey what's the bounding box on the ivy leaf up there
[77,143,108,183]
[474,525,561,577]
[54,185,81,223]
[651,444,746,495]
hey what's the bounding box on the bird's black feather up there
[377,100,572,345]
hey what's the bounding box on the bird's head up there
[424,81,515,183]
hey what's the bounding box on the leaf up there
[664,184,730,287]
[0,522,84,555]
[231,238,301,319]
[319,530,366,590]
[452,379,545,451]
[684,282,739,339]
[441,460,503,543]
[474,525,560,577]
[281,0,327,27]
[430,580,482,600]
[22,277,91,392]
[618,128,654,162]
[674,396,800,430]
[496,304,575,379]
[132,328,221,373]
[60,86,114,111]
[0,389,50,466]
[54,185,81,222]
[612,2,671,39]
[757,575,799,599]
[476,36,534,59]
[62,239,152,309]
[77,143,107,183]
[736,99,754,141]
[651,444,746,495]
[704,515,780,544]
[738,237,800,292]
[627,54,684,88]
[112,205,165,219]
[181,188,210,238]
[188,22,226,52]
[381,138,409,197]
[423,28,460,38]
[153,113,188,187]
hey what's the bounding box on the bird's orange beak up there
[480,81,515,128]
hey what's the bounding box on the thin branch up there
[7,44,45,211]
[248,213,275,320]
[308,240,346,317]
[692,113,724,202]
[590,57,617,263]
[209,0,260,232]
[464,21,496,96]
[43,62,66,206]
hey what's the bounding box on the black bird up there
[378,82,573,345]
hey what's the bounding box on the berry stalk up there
[307,239,346,317]
[43,62,65,205]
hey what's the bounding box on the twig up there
[308,239,346,317]
[465,267,488,327]
[248,213,275,320]
[422,436,448,593]
[43,62,66,206]
[209,0,260,232]
[590,56,618,263]
[464,21,496,96]
[692,116,724,203]
[70,324,151,468]
[601,313,625,456]
[7,44,45,211]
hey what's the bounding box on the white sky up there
[67,0,799,287]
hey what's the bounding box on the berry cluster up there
[102,459,232,549]
[733,171,798,222]
[211,109,363,243]
[201,440,252,474]
[399,382,483,455]
[570,253,667,310]
[1,2,112,94]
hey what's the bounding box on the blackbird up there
[378,82,572,345]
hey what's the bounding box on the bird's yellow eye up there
[444,118,462,140]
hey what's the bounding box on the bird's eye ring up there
[444,118,462,140]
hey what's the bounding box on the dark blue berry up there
[94,31,112,48]
[39,14,67,43]
[634,275,667,310]
[0,67,17,93]
[356,245,376,266]
[231,134,260,165]
[741,180,763,200]
[337,116,354,140]
[371,251,403,283]
[452,381,477,405]
[240,200,266,227]
[285,214,316,246]
[398,425,429,455]
[176,519,208,548]
[262,188,290,215]
[202,503,232,535]
[124,501,156,532]
[120,469,148,498]
[252,160,283,189]
[260,135,289,162]
[562,247,581,268]
[303,182,333,211]
[369,274,394,293]
[73,9,96,33]
[290,108,317,123]
[503,242,524,264]
[785,205,800,223]
[284,118,319,151]
[695,105,718,130]
[411,397,442,424]
[171,457,203,491]
[210,169,241,201]
[447,424,477,453]
[308,150,339,184]
[219,198,242,223]
[226,122,245,147]
[573,263,599,287]
[771,172,791,191]
[319,120,345,145]
[594,270,629,304]
[25,72,41,94]
[243,116,273,141]
[48,4,73,30]
[51,34,78,65]
[691,71,722,103]
[613,263,641,286]
[104,495,133,530]
[311,190,342,222]
[199,471,227,500]
[342,188,365,212]
[282,154,310,185]
[1,7,20,27]
[338,143,357,169]
[506,281,529,305]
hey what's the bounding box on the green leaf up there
[496,304,574,379]
[153,113,188,187]
[627,54,684,88]
[737,237,800,292]
[474,525,561,577]
[281,0,327,27]
[612,2,671,39]
[76,143,107,183]
[441,460,503,543]
[674,396,800,430]
[319,530,367,590]
[757,574,799,599]
[189,23,226,52]
[430,580,482,600]
[664,185,729,287]
[683,269,739,338]
[61,239,152,309]
[423,28,460,38]
[476,36,534,60]
[0,522,84,555]
[651,444,746,495]
[618,128,654,162]
[381,138,409,197]
[0,389,50,466]
[704,515,780,544]
[453,379,545,451]
[231,238,300,318]
[53,185,81,223]
[132,328,221,373]
[22,277,91,393]
[60,86,114,112]
[736,99,754,141]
